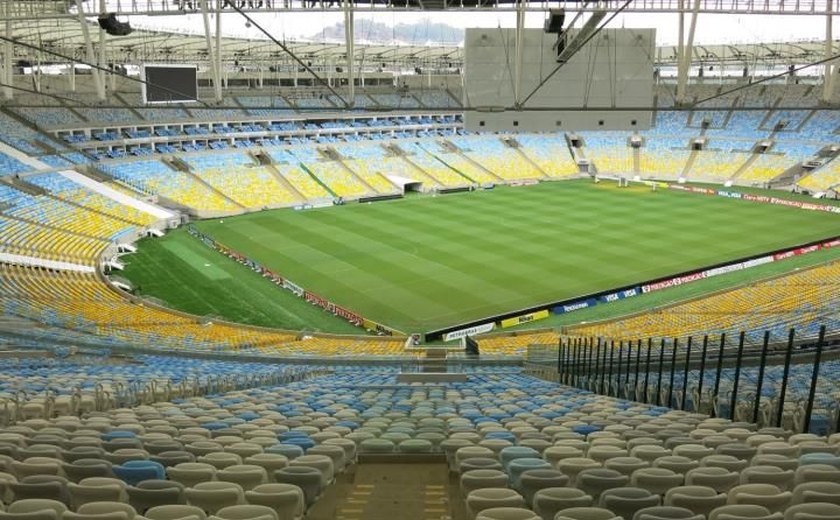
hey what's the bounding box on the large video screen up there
[142,64,197,104]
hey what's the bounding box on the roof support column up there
[676,0,700,105]
[99,0,110,97]
[2,13,12,100]
[676,0,684,99]
[514,0,526,108]
[201,0,223,102]
[216,2,223,90]
[822,1,836,103]
[75,0,106,101]
[343,0,355,106]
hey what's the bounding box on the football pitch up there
[164,180,839,333]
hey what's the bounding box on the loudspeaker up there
[98,13,133,36]
[544,9,565,34]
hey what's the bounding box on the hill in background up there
[307,19,463,45]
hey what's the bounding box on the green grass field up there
[135,180,837,334]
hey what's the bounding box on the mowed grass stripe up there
[121,232,364,334]
[194,181,840,332]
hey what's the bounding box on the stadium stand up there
[0,263,410,356]
[583,134,634,174]
[370,93,421,109]
[418,140,499,184]
[451,136,545,180]
[300,160,373,198]
[688,150,749,181]
[0,214,108,263]
[183,153,301,208]
[0,183,139,240]
[26,173,157,228]
[414,89,462,108]
[237,96,295,117]
[514,134,580,178]
[0,363,838,520]
[0,112,68,157]
[73,107,141,126]
[566,261,840,342]
[799,156,840,192]
[737,142,821,183]
[100,160,241,212]
[16,107,84,128]
[398,141,474,186]
[639,139,691,179]
[267,151,332,199]
[342,159,402,194]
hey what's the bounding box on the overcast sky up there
[133,10,831,46]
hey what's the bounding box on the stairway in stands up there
[312,462,451,520]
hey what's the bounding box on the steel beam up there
[514,0,526,107]
[676,0,700,103]
[201,0,223,102]
[822,2,836,102]
[45,0,840,17]
[74,0,106,100]
[2,14,12,100]
[344,0,356,106]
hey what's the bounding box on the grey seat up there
[632,505,704,520]
[244,484,305,520]
[184,481,244,515]
[63,501,142,520]
[0,498,68,520]
[707,504,783,520]
[62,448,107,464]
[665,485,727,517]
[575,469,630,499]
[127,480,186,514]
[598,487,660,520]
[518,469,568,506]
[62,460,114,483]
[273,467,322,507]
[145,504,208,520]
[213,504,278,520]
[10,475,71,506]
[532,488,593,520]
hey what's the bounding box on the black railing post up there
[696,335,709,414]
[804,326,827,434]
[588,337,597,389]
[668,338,679,409]
[681,336,693,411]
[711,332,726,418]
[644,338,653,404]
[730,331,746,422]
[656,338,666,407]
[752,331,771,424]
[622,341,633,399]
[563,339,577,385]
[776,328,795,428]
[606,340,615,396]
[594,338,603,391]
[635,339,642,401]
[578,338,584,386]
[615,341,623,398]
[558,338,564,377]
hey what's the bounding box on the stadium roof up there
[5,18,837,69]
